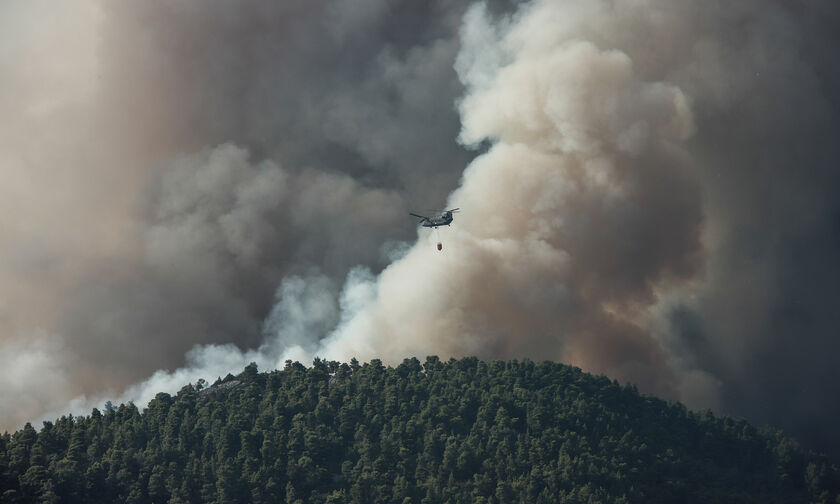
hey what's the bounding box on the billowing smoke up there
[0,0,468,428]
[2,0,840,458]
[316,3,706,403]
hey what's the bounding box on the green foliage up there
[1,357,837,503]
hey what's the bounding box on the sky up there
[1,0,839,458]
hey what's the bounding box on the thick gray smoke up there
[1,0,470,427]
[2,0,840,458]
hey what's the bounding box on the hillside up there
[1,357,838,503]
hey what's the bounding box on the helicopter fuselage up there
[421,212,453,227]
[410,208,459,229]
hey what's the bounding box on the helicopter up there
[409,208,459,251]
[409,208,460,228]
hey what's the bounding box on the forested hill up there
[2,358,839,504]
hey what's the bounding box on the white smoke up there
[34,267,374,422]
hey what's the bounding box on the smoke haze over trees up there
[1,0,840,458]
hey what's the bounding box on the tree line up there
[1,357,838,503]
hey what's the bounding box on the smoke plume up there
[2,0,840,458]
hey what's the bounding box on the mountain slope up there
[1,357,838,503]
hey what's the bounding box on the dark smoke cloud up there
[0,0,476,425]
[1,0,840,460]
[57,144,406,387]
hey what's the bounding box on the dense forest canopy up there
[1,357,838,503]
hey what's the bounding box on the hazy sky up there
[1,0,839,458]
